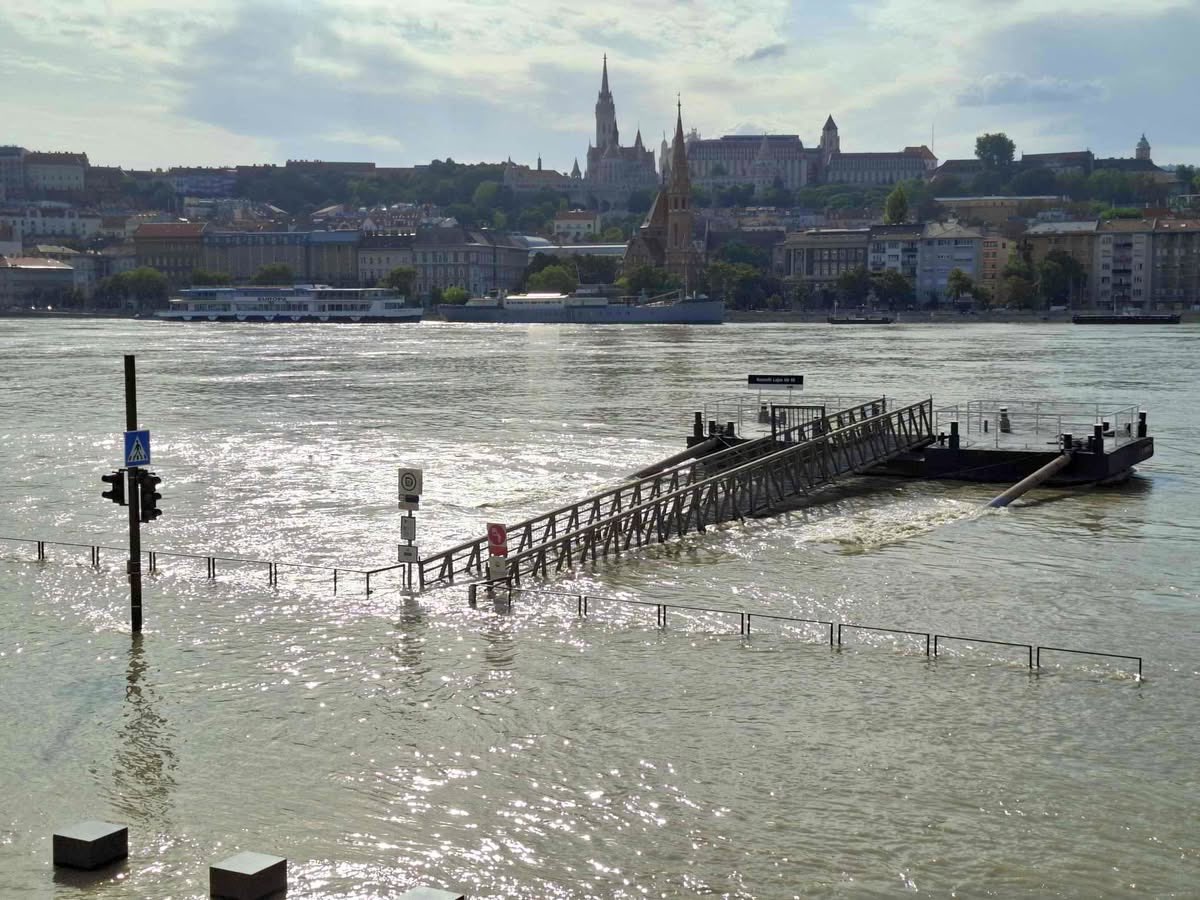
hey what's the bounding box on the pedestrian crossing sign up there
[124,430,151,467]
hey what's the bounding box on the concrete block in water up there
[398,889,467,900]
[52,820,128,870]
[209,851,287,899]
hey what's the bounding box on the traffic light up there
[139,471,162,523]
[101,469,127,506]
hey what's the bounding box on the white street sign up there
[401,517,417,542]
[398,467,423,496]
[397,544,419,564]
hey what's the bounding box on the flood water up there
[1,319,1198,898]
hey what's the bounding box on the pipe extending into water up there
[631,437,723,479]
[986,452,1073,508]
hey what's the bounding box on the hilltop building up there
[684,115,936,196]
[584,56,659,200]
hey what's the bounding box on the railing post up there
[333,568,338,594]
[836,623,842,647]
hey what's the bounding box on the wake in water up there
[786,495,985,553]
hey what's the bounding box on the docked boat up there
[1072,312,1181,325]
[157,285,422,323]
[828,315,893,325]
[438,290,724,324]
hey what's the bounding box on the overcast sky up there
[3,0,1197,173]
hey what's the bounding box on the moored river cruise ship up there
[156,285,422,323]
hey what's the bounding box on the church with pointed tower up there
[623,102,703,289]
[583,56,659,201]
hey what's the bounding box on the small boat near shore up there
[828,315,893,325]
[157,285,422,323]
[439,289,724,324]
[1072,313,1180,325]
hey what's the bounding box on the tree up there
[574,254,619,284]
[189,269,231,286]
[1036,258,1069,306]
[870,270,915,308]
[1004,275,1038,309]
[1008,166,1059,196]
[975,133,1016,169]
[619,265,680,296]
[380,266,416,296]
[946,268,975,305]
[1045,249,1086,305]
[97,266,169,312]
[835,265,871,304]
[251,263,295,285]
[884,184,909,224]
[441,286,469,304]
[600,225,625,242]
[527,264,578,293]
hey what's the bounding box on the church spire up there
[669,99,688,187]
[600,54,611,98]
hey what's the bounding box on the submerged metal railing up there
[934,400,1142,450]
[417,397,893,591]
[472,586,1144,680]
[495,399,934,585]
[0,536,377,596]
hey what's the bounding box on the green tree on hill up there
[884,184,908,224]
[441,286,469,304]
[975,132,1016,169]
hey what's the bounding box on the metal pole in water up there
[124,355,143,633]
[985,451,1073,508]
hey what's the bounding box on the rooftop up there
[133,222,206,239]
[1026,221,1099,235]
[0,256,72,269]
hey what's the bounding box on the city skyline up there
[2,0,1198,171]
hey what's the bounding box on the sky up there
[2,0,1198,173]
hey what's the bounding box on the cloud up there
[958,72,1106,107]
[2,0,1199,169]
[739,42,787,63]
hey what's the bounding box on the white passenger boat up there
[156,285,422,323]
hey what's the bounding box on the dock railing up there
[703,394,888,438]
[933,400,1142,450]
[0,535,375,594]
[496,399,934,584]
[417,396,893,590]
[474,586,1143,680]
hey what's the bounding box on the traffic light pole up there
[125,354,143,633]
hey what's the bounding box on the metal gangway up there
[418,398,933,590]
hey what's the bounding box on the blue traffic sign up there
[124,430,151,467]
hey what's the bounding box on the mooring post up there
[693,412,704,439]
[1137,411,1147,438]
[949,421,960,450]
[1093,423,1104,453]
[124,355,143,633]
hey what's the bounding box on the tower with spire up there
[622,100,701,289]
[820,115,840,167]
[595,55,619,150]
[583,55,659,200]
